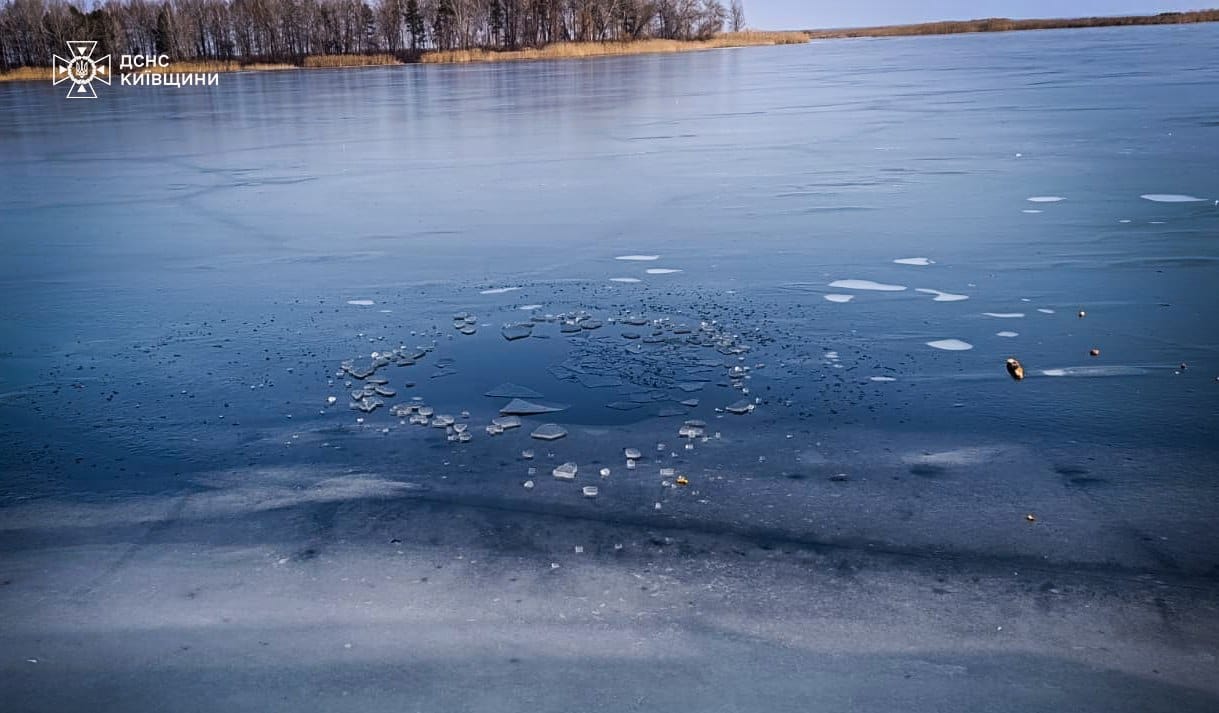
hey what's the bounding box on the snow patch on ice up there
[829,279,907,292]
[926,339,973,351]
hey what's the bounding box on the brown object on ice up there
[1005,358,1025,381]
[675,475,689,486]
[1026,513,1037,522]
[1090,348,1100,357]
[1078,310,1086,318]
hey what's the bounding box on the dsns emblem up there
[53,41,111,99]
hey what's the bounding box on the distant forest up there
[0,0,746,70]
[805,10,1219,38]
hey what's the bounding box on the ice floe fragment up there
[485,383,545,399]
[491,415,522,430]
[531,424,568,441]
[501,323,533,341]
[725,399,754,415]
[500,399,567,415]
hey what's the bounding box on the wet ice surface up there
[3,26,1219,711]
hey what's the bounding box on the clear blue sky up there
[747,1,1211,29]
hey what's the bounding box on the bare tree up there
[728,0,742,32]
[0,0,746,69]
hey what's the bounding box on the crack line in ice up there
[983,312,1025,318]
[480,287,521,295]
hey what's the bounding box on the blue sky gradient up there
[747,1,1211,29]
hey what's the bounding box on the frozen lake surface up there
[2,24,1218,713]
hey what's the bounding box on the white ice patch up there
[1022,209,1043,214]
[1041,365,1147,377]
[646,269,682,275]
[824,294,854,303]
[609,277,641,283]
[615,255,661,261]
[996,331,1019,338]
[829,279,907,292]
[1140,194,1205,203]
[894,257,933,266]
[1119,219,1132,223]
[869,376,897,382]
[915,288,969,302]
[983,312,1025,318]
[480,287,521,295]
[346,299,374,306]
[1037,308,1055,314]
[926,339,973,351]
[519,304,543,310]
[1027,196,1065,203]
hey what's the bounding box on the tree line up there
[0,0,747,70]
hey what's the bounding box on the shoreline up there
[806,9,1219,39]
[0,32,807,84]
[5,10,1217,84]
